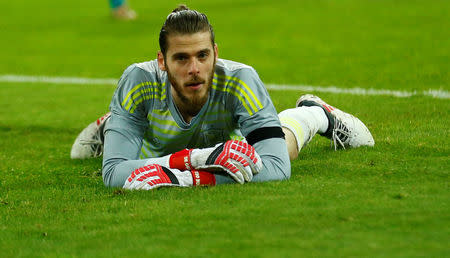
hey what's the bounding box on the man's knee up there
[282,127,299,161]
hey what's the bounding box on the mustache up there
[184,76,205,86]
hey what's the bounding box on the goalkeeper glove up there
[169,140,262,184]
[123,164,216,190]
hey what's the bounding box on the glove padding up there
[170,140,262,184]
[124,164,185,190]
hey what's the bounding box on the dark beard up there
[167,63,215,117]
[172,75,211,116]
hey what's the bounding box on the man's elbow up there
[102,158,126,188]
[279,159,291,180]
[102,164,115,187]
[256,155,291,182]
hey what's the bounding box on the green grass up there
[0,0,449,257]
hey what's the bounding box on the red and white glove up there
[123,164,216,190]
[169,140,262,184]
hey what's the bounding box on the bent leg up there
[278,106,328,161]
[283,127,299,160]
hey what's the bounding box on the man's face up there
[158,31,218,117]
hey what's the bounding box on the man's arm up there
[102,135,147,187]
[102,64,163,187]
[102,120,263,187]
[218,64,291,184]
[102,114,148,187]
[103,123,218,189]
[247,128,291,182]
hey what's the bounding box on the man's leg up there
[71,113,111,159]
[282,128,298,160]
[279,105,329,160]
[279,94,375,161]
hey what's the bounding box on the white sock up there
[311,106,329,134]
[278,106,329,151]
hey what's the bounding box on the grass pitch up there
[0,0,449,257]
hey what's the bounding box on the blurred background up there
[1,0,448,91]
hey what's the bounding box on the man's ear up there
[214,43,219,62]
[157,51,166,71]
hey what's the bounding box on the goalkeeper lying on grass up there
[71,5,374,190]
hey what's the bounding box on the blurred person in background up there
[110,0,136,20]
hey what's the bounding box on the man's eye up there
[198,52,208,59]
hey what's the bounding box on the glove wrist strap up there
[169,149,192,170]
[191,170,216,186]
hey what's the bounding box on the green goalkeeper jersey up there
[103,58,290,187]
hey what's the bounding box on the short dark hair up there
[159,5,215,55]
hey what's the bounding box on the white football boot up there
[70,113,111,159]
[296,94,374,150]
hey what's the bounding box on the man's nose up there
[188,59,200,75]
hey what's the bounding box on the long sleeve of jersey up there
[102,65,150,187]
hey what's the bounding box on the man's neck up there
[180,111,195,124]
[172,92,196,124]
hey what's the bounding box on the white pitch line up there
[0,74,448,99]
[0,74,118,86]
[265,84,416,98]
